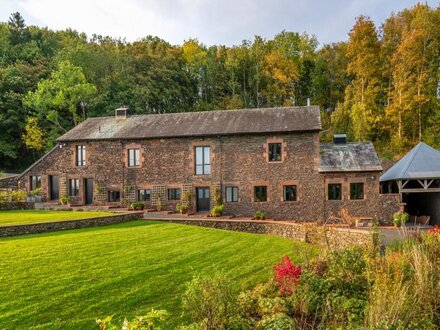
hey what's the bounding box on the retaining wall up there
[0,202,35,211]
[0,212,143,237]
[159,218,374,249]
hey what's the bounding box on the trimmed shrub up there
[130,202,145,210]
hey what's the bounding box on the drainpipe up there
[218,136,224,187]
[121,141,125,200]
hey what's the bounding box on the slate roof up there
[56,106,321,142]
[17,146,58,180]
[380,142,440,181]
[319,142,382,172]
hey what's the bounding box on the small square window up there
[328,183,342,200]
[254,186,267,202]
[138,189,151,201]
[268,143,282,162]
[168,188,181,200]
[128,148,140,167]
[225,186,238,202]
[350,183,364,200]
[108,190,120,202]
[283,185,297,201]
[69,179,80,197]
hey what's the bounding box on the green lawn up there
[0,220,316,329]
[0,210,114,226]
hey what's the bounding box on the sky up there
[0,0,438,46]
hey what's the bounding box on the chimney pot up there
[115,106,130,118]
[333,134,347,144]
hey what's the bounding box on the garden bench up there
[410,215,430,225]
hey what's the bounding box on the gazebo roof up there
[380,142,440,182]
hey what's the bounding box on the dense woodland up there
[0,3,438,171]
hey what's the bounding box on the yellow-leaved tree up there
[22,117,46,151]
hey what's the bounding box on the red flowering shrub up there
[273,256,302,296]
[427,225,440,236]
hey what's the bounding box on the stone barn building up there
[18,106,399,222]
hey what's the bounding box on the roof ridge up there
[105,105,318,119]
[399,142,423,178]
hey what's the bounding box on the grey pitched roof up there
[380,142,440,181]
[319,142,382,172]
[56,106,321,142]
[17,146,58,180]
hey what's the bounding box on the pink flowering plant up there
[273,256,302,296]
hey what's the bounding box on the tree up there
[311,42,348,112]
[340,16,383,141]
[262,50,299,106]
[22,117,46,151]
[8,12,25,30]
[384,4,439,151]
[24,60,96,148]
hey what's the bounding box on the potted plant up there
[254,211,267,220]
[60,195,71,206]
[176,203,188,214]
[130,202,145,211]
[209,187,224,217]
[401,212,409,226]
[182,190,192,214]
[209,204,224,217]
[27,188,43,202]
[393,215,401,227]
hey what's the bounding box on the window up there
[283,185,297,201]
[128,148,140,167]
[254,186,267,202]
[108,190,120,202]
[328,183,342,200]
[195,146,211,175]
[29,175,41,190]
[268,143,282,162]
[138,189,151,201]
[168,188,181,200]
[69,179,80,196]
[350,183,364,200]
[225,186,238,203]
[76,145,86,166]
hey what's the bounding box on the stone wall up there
[162,218,307,241]
[0,202,34,211]
[305,225,375,250]
[158,218,375,249]
[0,212,143,237]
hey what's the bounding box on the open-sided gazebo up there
[380,142,440,226]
